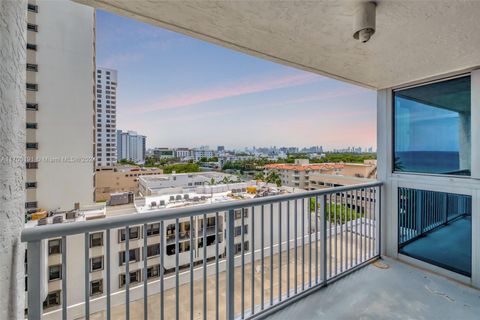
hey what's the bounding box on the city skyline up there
[96,9,376,150]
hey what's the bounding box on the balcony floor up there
[267,258,480,320]
[400,216,471,276]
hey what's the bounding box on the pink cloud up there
[131,73,322,113]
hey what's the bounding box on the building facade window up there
[49,265,62,281]
[26,143,38,149]
[393,75,471,176]
[26,122,38,129]
[27,23,38,32]
[119,248,140,266]
[28,3,38,13]
[147,265,161,279]
[90,279,103,296]
[25,182,37,189]
[90,256,104,272]
[48,239,62,255]
[26,103,38,111]
[90,232,103,247]
[26,43,37,51]
[43,291,61,309]
[146,244,160,258]
[25,201,37,209]
[118,226,140,242]
[26,63,38,72]
[119,270,141,288]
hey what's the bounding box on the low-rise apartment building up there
[27,182,305,319]
[264,159,344,189]
[264,159,377,189]
[95,166,164,201]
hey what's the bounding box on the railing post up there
[27,241,44,320]
[321,195,327,286]
[376,187,382,256]
[226,209,235,319]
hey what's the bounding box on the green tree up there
[162,163,201,174]
[310,197,362,224]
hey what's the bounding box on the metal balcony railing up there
[21,181,382,320]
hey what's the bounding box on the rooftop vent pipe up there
[353,1,376,43]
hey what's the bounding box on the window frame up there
[391,73,472,179]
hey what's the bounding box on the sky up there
[95,9,376,151]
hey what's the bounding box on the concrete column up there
[0,1,27,319]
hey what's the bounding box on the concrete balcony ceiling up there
[76,0,480,89]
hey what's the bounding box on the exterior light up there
[353,1,376,43]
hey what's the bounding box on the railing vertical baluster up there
[125,227,130,320]
[294,199,298,293]
[241,209,245,318]
[226,209,235,320]
[340,192,343,273]
[175,218,179,320]
[62,236,67,320]
[160,221,164,320]
[250,206,255,316]
[308,197,312,288]
[315,196,318,284]
[349,190,353,268]
[203,214,207,320]
[261,205,265,310]
[301,198,305,290]
[321,195,327,285]
[215,212,219,320]
[328,193,332,279]
[27,241,43,320]
[360,189,364,263]
[369,188,373,258]
[190,216,194,320]
[106,229,111,320]
[278,202,282,301]
[270,203,273,306]
[354,189,360,265]
[286,201,290,298]
[84,232,90,320]
[378,187,382,256]
[334,193,337,276]
[143,223,148,320]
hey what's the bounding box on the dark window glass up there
[394,76,471,176]
[27,43,37,51]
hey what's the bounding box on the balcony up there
[22,183,382,319]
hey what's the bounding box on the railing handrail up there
[21,181,382,242]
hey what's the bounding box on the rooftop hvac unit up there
[37,218,47,226]
[53,215,63,224]
[150,201,157,208]
[159,200,166,206]
[65,210,77,220]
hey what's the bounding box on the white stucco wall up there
[35,0,95,210]
[0,1,27,319]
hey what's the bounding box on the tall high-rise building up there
[95,67,118,167]
[25,0,95,218]
[117,130,146,164]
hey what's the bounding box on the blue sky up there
[96,9,376,150]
